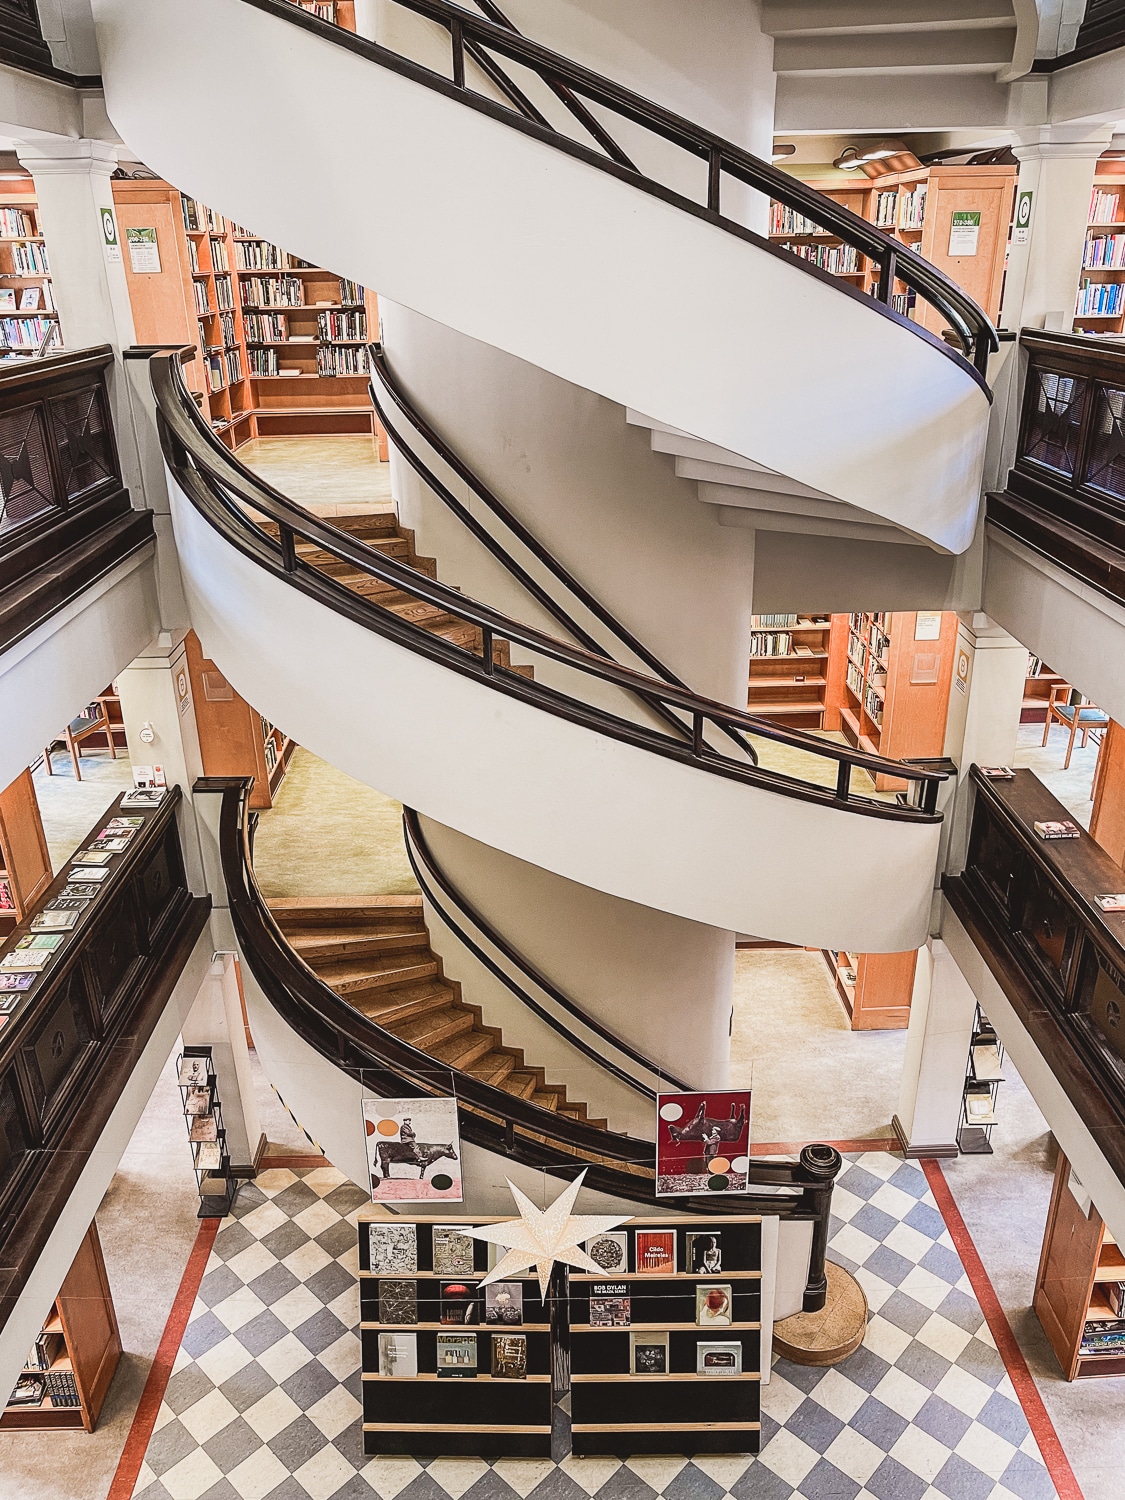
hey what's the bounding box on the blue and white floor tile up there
[131,1155,1059,1500]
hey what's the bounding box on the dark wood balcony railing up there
[988,330,1125,607]
[944,767,1125,1189]
[0,345,155,654]
[0,787,209,1333]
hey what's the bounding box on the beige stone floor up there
[730,946,905,1141]
[252,746,418,898]
[1013,718,1101,826]
[749,728,882,800]
[32,752,136,873]
[237,434,392,516]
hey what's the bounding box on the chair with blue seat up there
[1041,682,1110,769]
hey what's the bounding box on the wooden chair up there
[1041,683,1110,769]
[44,702,118,781]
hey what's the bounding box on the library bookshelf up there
[1035,1151,1125,1379]
[0,767,51,939]
[747,615,832,727]
[1075,156,1125,334]
[1022,656,1067,724]
[113,175,382,451]
[0,1223,121,1430]
[183,631,296,809]
[821,947,918,1032]
[0,173,61,355]
[772,163,1016,335]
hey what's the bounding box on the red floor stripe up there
[922,1159,1084,1500]
[106,1217,221,1500]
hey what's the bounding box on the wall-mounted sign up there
[100,206,122,263]
[1014,189,1033,246]
[948,210,981,257]
[915,611,942,641]
[126,226,161,274]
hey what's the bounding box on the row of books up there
[1085,233,1125,268]
[215,275,234,311]
[899,184,927,229]
[243,311,286,342]
[1089,188,1123,225]
[248,348,280,377]
[1076,279,1125,316]
[749,630,792,658]
[317,309,367,341]
[768,204,825,237]
[379,1330,527,1380]
[890,290,914,317]
[180,196,226,235]
[339,277,365,305]
[240,275,304,308]
[187,237,199,273]
[846,661,863,700]
[0,316,53,349]
[318,344,369,375]
[864,684,884,727]
[783,240,861,274]
[750,614,799,628]
[219,311,237,348]
[11,241,48,275]
[234,239,288,270]
[874,191,898,228]
[0,286,50,313]
[224,347,243,385]
[210,236,228,273]
[0,207,34,238]
[191,279,209,315]
[1081,1318,1125,1354]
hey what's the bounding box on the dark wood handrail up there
[152,349,949,819]
[401,807,687,1096]
[241,0,996,385]
[369,342,760,766]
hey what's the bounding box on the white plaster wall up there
[983,525,1125,725]
[418,814,735,1097]
[382,303,754,708]
[0,923,215,1421]
[93,0,990,552]
[170,480,943,950]
[0,544,159,790]
[943,905,1125,1249]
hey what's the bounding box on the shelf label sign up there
[126,226,161,274]
[1014,190,1033,245]
[100,205,122,263]
[948,210,981,256]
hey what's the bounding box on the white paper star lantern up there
[466,1170,630,1297]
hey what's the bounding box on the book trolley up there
[357,1210,762,1459]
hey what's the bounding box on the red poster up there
[655,1090,752,1196]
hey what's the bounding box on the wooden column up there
[1090,719,1125,869]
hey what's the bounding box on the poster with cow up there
[362,1096,463,1203]
[655,1090,752,1196]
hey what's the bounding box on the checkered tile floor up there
[132,1155,1059,1500]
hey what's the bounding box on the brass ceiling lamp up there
[832,140,923,178]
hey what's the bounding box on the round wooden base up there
[773,1260,868,1367]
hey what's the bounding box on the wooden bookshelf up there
[0,173,61,356]
[1035,1151,1125,1379]
[773,163,1016,336]
[821,947,917,1031]
[1022,655,1067,724]
[747,616,832,727]
[113,171,381,450]
[1,1222,121,1430]
[1075,155,1125,334]
[183,630,296,808]
[0,766,51,939]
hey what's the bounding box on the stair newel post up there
[798,1143,842,1312]
[921,774,939,816]
[450,15,466,88]
[707,147,722,215]
[835,759,851,803]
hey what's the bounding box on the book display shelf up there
[183,630,296,809]
[358,1215,554,1458]
[0,173,61,357]
[178,1045,240,1217]
[0,767,52,939]
[113,167,380,450]
[569,1215,762,1457]
[1,1223,121,1430]
[958,1004,1005,1154]
[1075,156,1125,334]
[747,615,832,728]
[1022,655,1067,724]
[1035,1151,1125,1378]
[772,163,1016,333]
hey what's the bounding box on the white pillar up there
[942,613,1030,876]
[182,954,264,1169]
[115,631,207,894]
[1002,122,1115,332]
[14,138,145,498]
[894,939,978,1157]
